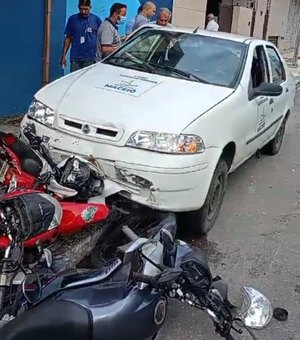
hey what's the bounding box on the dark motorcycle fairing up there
[0,299,92,340]
[0,263,166,340]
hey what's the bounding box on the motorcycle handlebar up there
[132,272,159,288]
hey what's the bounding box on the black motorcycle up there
[0,215,273,340]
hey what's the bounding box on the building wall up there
[284,0,300,52]
[267,0,290,49]
[0,0,66,117]
[172,0,207,29]
[231,6,252,35]
[252,0,267,39]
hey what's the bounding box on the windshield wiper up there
[148,62,209,84]
[106,56,155,73]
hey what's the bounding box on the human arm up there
[60,36,72,67]
[60,17,73,67]
[99,27,119,56]
[101,45,117,55]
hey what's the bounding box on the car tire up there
[261,118,286,156]
[176,158,228,236]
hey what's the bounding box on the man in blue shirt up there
[60,0,102,72]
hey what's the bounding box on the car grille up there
[64,119,119,139]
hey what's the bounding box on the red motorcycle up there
[0,126,104,201]
[0,190,110,273]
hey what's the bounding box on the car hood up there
[36,63,234,140]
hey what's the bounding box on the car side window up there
[251,46,270,89]
[266,46,286,84]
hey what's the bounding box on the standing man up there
[126,5,143,35]
[205,13,219,32]
[132,2,156,31]
[97,3,127,61]
[60,0,102,72]
[155,8,173,27]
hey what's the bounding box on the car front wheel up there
[176,158,228,236]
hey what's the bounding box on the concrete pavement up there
[157,91,300,339]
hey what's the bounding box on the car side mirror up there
[253,82,283,97]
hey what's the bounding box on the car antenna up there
[193,26,200,34]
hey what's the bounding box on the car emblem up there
[82,124,91,134]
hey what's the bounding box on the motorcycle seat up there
[0,300,91,340]
[1,133,43,177]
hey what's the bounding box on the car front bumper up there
[21,118,222,212]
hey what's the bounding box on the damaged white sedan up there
[20,26,296,234]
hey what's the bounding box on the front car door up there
[245,42,273,152]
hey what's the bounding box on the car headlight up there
[126,131,205,154]
[28,99,54,127]
[239,286,273,329]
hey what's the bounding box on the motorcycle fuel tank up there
[57,266,167,340]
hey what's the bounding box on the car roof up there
[136,24,262,45]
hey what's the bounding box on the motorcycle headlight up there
[239,286,273,329]
[28,99,54,127]
[126,131,205,154]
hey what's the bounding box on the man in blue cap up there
[60,0,102,72]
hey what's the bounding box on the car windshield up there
[103,30,246,88]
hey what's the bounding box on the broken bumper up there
[20,118,222,212]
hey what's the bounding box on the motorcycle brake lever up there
[231,324,243,334]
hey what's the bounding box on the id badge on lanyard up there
[80,17,90,44]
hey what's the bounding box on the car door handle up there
[269,98,274,104]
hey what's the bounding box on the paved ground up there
[157,91,300,339]
[0,94,299,340]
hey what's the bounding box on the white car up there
[20,26,296,235]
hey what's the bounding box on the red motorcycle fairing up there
[0,133,43,191]
[59,202,109,235]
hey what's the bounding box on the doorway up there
[206,0,233,33]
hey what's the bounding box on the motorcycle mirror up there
[22,273,42,304]
[157,268,182,284]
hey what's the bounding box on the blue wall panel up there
[0,1,45,116]
[50,0,67,82]
[0,0,66,117]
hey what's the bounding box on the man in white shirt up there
[155,8,173,27]
[205,13,219,32]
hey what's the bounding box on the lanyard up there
[81,16,91,34]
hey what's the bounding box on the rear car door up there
[264,44,288,138]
